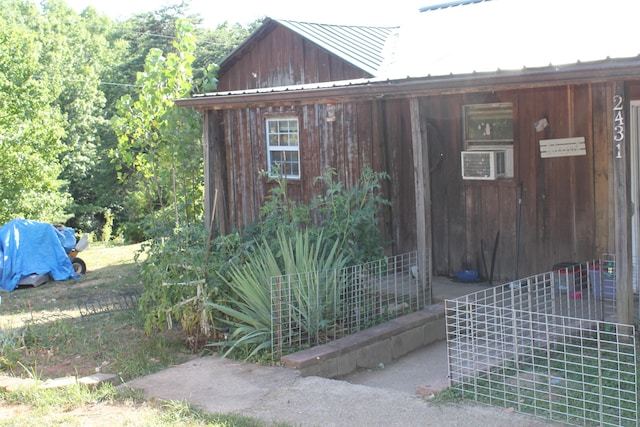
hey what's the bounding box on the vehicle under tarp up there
[0,219,79,291]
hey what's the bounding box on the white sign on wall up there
[539,137,586,158]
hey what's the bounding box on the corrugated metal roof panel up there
[419,0,488,12]
[178,56,640,108]
[383,0,640,79]
[275,19,398,75]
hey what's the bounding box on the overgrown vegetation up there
[138,166,390,360]
[211,229,349,359]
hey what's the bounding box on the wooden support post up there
[410,97,433,303]
[613,82,634,326]
[204,110,229,235]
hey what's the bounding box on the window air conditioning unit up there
[461,149,513,180]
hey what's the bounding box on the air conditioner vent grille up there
[461,150,512,180]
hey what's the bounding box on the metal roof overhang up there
[177,58,640,111]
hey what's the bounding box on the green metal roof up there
[218,18,398,77]
[275,19,398,76]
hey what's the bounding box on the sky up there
[65,0,429,27]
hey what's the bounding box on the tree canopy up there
[0,0,256,240]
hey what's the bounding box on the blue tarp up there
[0,219,79,291]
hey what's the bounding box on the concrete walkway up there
[341,277,489,394]
[341,339,450,395]
[127,277,564,426]
[127,349,560,427]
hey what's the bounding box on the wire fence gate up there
[446,258,638,426]
[270,251,430,360]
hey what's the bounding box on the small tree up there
[112,19,205,238]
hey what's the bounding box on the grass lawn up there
[0,242,284,426]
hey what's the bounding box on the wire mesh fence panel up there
[77,290,141,318]
[271,251,429,360]
[446,258,636,427]
[549,259,617,322]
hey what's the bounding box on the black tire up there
[71,257,87,275]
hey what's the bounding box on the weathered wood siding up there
[218,25,370,91]
[216,80,625,281]
[422,83,618,280]
[220,98,416,256]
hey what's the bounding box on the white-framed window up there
[463,102,514,149]
[266,117,300,179]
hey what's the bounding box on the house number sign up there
[613,94,624,159]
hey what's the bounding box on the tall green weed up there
[312,166,390,265]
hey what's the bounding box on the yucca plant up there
[280,230,348,341]
[210,229,348,359]
[209,235,281,359]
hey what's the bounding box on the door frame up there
[629,101,640,292]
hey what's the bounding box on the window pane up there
[286,152,299,176]
[464,103,513,146]
[266,118,300,178]
[282,119,297,132]
[270,151,283,164]
[269,150,300,177]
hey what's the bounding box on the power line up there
[122,30,242,48]
[98,81,141,88]
[33,75,141,88]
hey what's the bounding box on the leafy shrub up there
[137,224,248,350]
[258,168,311,242]
[312,166,390,265]
[260,165,390,265]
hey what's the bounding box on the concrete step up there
[281,303,446,378]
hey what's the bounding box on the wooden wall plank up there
[531,87,550,272]
[516,89,538,275]
[224,110,238,227]
[397,100,417,254]
[571,85,596,262]
[497,180,517,279]
[410,97,432,295]
[218,24,368,91]
[613,81,633,325]
[592,83,614,254]
[344,102,359,188]
[463,183,481,271]
[444,94,465,276]
[301,104,319,203]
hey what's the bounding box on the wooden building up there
[178,0,640,323]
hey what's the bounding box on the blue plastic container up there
[456,270,479,282]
